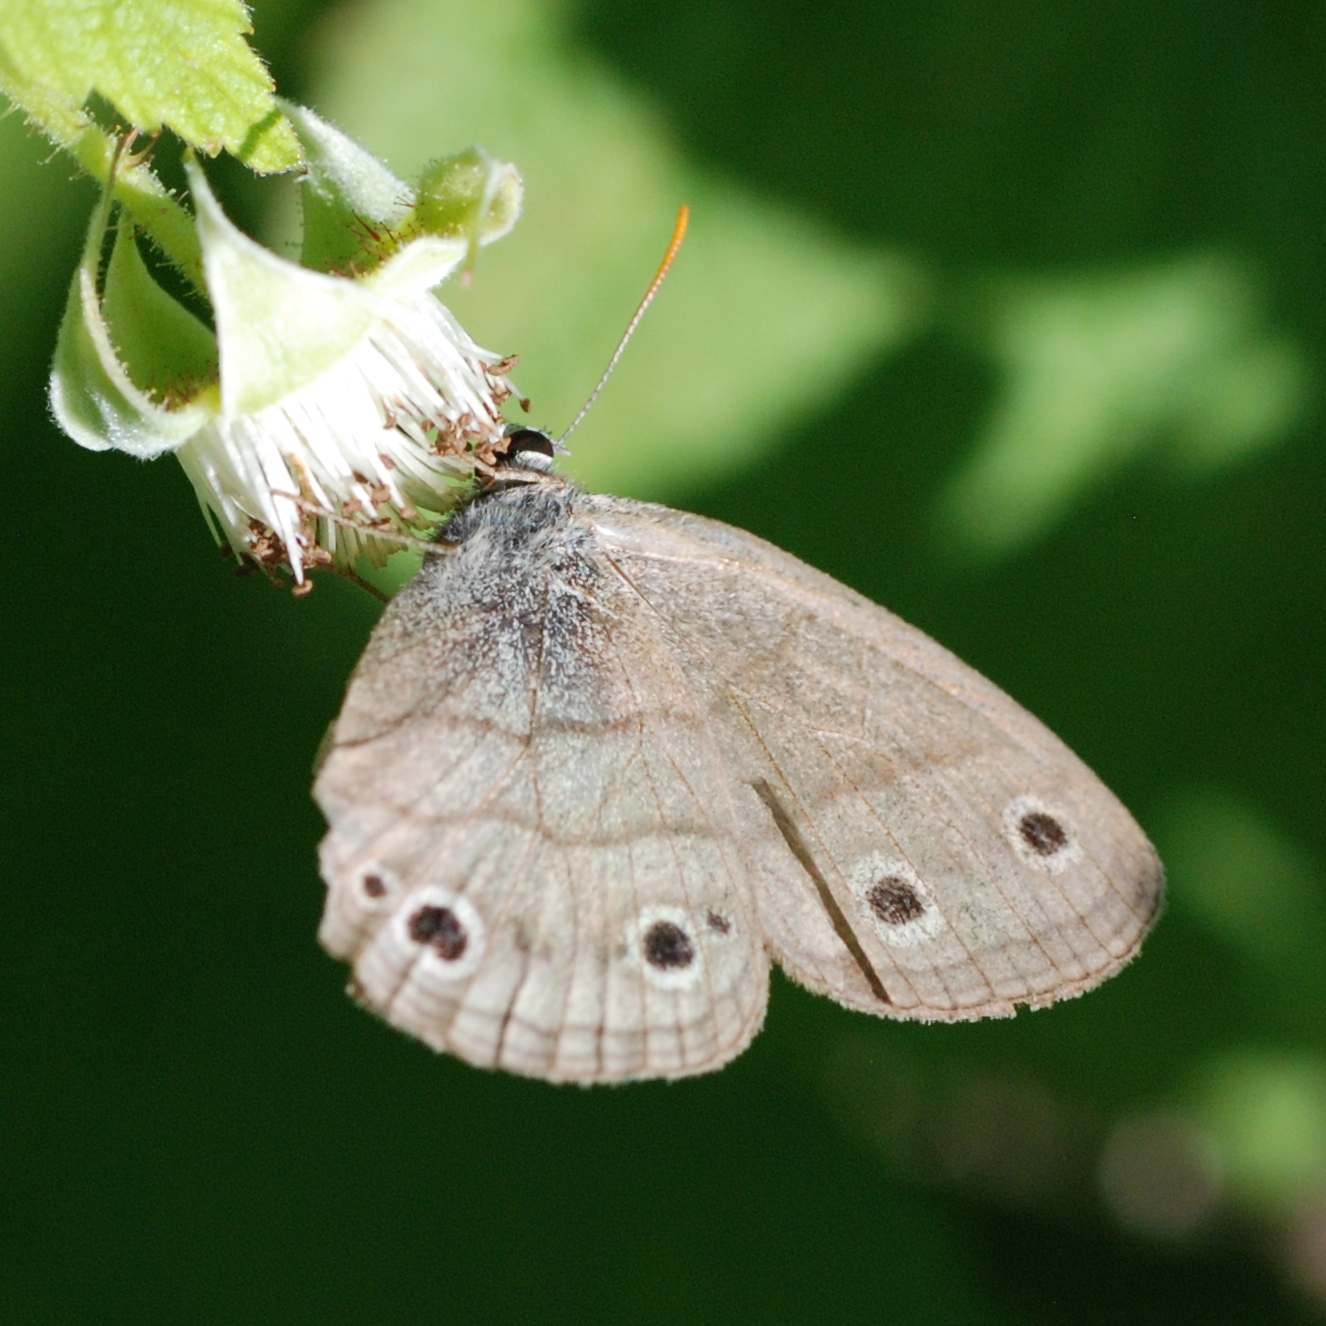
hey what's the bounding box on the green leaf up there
[1197,1051,1326,1212]
[935,253,1313,558]
[1158,787,1326,978]
[0,0,299,172]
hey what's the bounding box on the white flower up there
[177,168,520,582]
[50,105,523,587]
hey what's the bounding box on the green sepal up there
[283,103,521,279]
[414,147,523,269]
[102,224,218,404]
[49,193,212,458]
[188,155,383,417]
[283,101,414,275]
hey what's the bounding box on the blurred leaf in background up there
[939,253,1313,557]
[295,0,927,497]
[1162,786,1326,987]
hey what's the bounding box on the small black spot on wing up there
[706,911,731,936]
[408,905,469,961]
[643,920,695,970]
[1004,798,1081,872]
[363,872,387,898]
[1019,811,1069,857]
[866,876,926,925]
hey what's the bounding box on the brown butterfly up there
[313,426,1162,1082]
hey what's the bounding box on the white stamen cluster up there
[176,294,517,583]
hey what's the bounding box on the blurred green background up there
[3,0,1326,1320]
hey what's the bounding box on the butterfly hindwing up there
[315,487,768,1082]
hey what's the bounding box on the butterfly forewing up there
[315,480,1162,1081]
[585,494,1163,1021]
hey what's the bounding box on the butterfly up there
[313,426,1163,1083]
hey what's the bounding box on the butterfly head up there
[497,426,561,474]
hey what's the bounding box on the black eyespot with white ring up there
[848,855,943,946]
[352,863,399,908]
[1004,796,1082,873]
[628,906,704,990]
[393,887,486,980]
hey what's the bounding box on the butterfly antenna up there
[558,205,690,447]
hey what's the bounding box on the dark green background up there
[3,1,1324,1321]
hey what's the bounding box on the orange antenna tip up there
[559,206,690,446]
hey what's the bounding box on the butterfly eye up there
[500,428,557,471]
[865,876,927,926]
